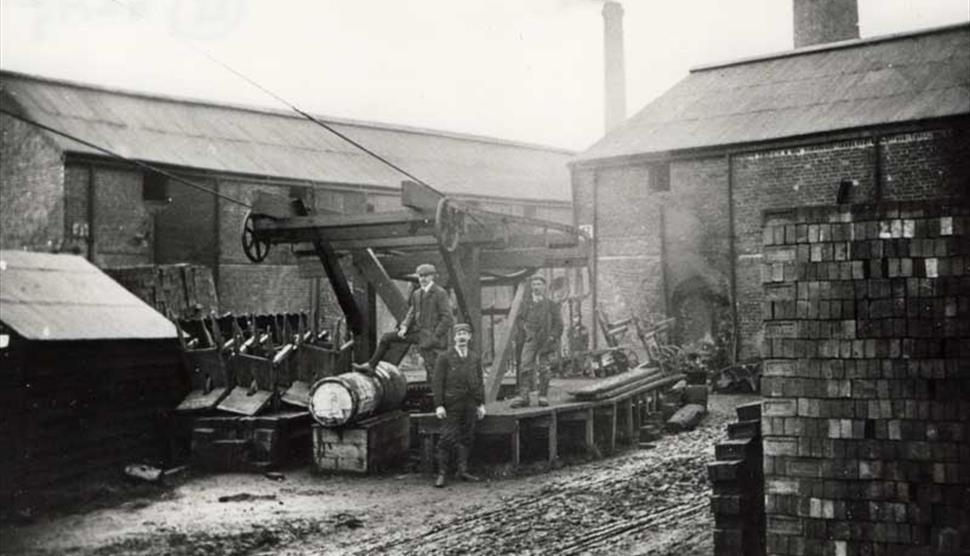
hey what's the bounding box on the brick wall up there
[593,164,667,333]
[0,113,65,251]
[882,130,970,201]
[90,166,153,267]
[760,200,970,556]
[577,124,969,360]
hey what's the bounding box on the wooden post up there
[548,412,558,463]
[461,246,482,350]
[485,283,527,402]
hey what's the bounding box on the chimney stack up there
[793,0,859,48]
[602,1,626,134]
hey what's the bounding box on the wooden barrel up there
[373,361,408,413]
[309,372,382,427]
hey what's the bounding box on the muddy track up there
[347,413,729,556]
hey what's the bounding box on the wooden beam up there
[400,180,443,213]
[478,246,590,269]
[485,282,526,403]
[351,249,409,321]
[291,200,365,336]
[438,245,471,325]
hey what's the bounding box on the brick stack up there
[760,200,970,556]
[710,401,766,555]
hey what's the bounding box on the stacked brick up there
[710,401,766,555]
[760,200,970,556]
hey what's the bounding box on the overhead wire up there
[109,0,444,196]
[0,107,252,208]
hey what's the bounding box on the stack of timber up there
[567,365,684,401]
[107,264,218,320]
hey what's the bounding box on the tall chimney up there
[602,1,626,134]
[793,0,859,48]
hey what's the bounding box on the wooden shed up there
[0,250,183,512]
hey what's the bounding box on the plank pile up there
[567,365,683,401]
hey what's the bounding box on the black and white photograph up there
[1,1,968,554]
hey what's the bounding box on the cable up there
[0,107,252,208]
[109,0,444,195]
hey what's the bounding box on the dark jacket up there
[432,347,485,408]
[516,296,564,355]
[401,283,453,350]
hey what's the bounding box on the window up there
[648,162,670,192]
[142,170,169,202]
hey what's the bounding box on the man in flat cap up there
[509,274,564,408]
[432,322,486,488]
[353,263,453,378]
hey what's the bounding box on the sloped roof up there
[578,23,970,163]
[0,71,573,202]
[0,250,176,341]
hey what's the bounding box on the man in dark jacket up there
[353,263,453,378]
[432,323,486,488]
[510,275,563,408]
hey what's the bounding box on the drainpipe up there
[726,153,739,364]
[591,170,599,350]
[87,164,96,262]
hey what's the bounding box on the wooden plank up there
[438,245,471,325]
[623,398,635,445]
[351,249,409,321]
[485,283,526,403]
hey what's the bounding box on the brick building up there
[0,70,573,319]
[571,23,970,358]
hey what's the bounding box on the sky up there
[1,0,968,151]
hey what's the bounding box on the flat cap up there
[453,323,472,334]
[415,263,437,276]
[529,274,547,284]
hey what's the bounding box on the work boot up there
[434,451,448,488]
[508,396,529,408]
[351,361,374,373]
[456,446,480,482]
[537,372,551,407]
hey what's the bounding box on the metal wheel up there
[434,198,462,252]
[242,212,271,263]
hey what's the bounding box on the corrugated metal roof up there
[0,71,573,203]
[577,23,970,163]
[0,250,176,341]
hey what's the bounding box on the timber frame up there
[245,181,591,402]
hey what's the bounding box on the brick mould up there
[760,200,970,556]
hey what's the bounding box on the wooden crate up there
[312,410,410,473]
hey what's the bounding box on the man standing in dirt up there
[510,275,564,408]
[433,323,486,488]
[353,263,453,378]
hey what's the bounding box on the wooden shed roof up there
[0,71,573,203]
[0,251,176,341]
[577,23,970,163]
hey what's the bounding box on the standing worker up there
[510,275,564,408]
[353,263,453,379]
[432,323,486,488]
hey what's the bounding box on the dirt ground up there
[1,393,760,556]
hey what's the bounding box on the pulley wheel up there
[242,212,271,263]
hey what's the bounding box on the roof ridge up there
[0,68,574,154]
[690,21,969,73]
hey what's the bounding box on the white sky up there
[1,0,968,150]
